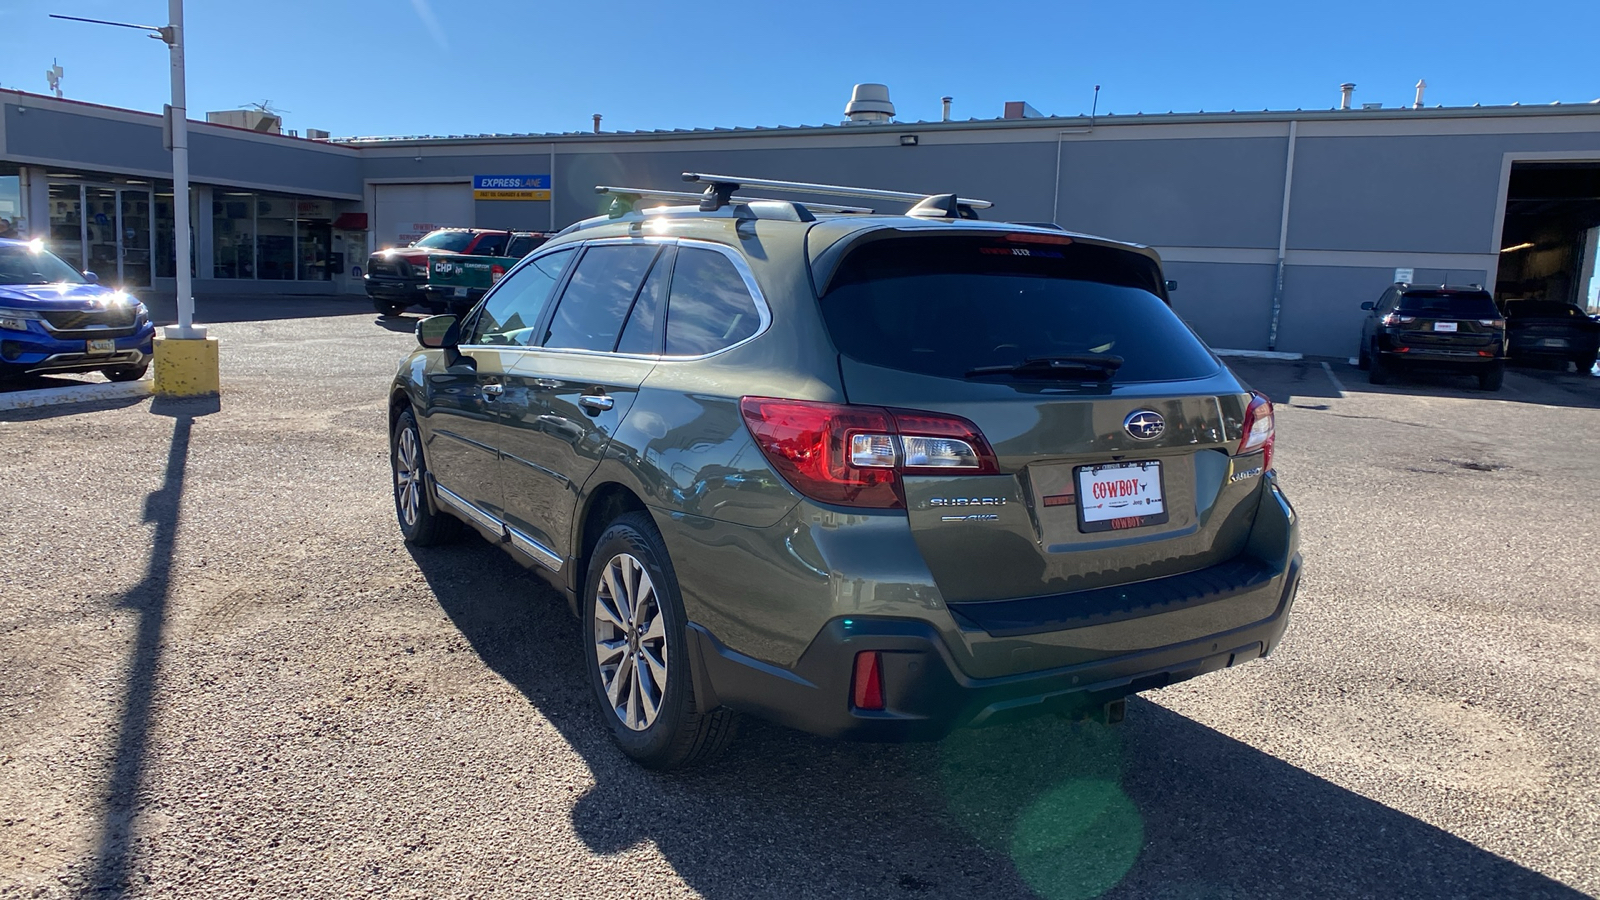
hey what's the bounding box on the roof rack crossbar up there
[682,172,994,210]
[594,185,872,215]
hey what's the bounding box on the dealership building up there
[3,85,1598,358]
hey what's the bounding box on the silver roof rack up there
[682,172,994,216]
[594,185,873,217]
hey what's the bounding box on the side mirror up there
[83,271,99,284]
[416,314,460,349]
[1164,280,1179,292]
[1360,301,1375,310]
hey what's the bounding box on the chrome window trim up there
[456,236,772,363]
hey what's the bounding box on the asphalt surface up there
[1,313,1597,899]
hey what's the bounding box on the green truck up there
[423,231,553,313]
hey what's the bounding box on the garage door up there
[374,183,473,250]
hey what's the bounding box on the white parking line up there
[0,379,151,412]
[1320,361,1347,398]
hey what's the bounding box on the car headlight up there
[0,308,39,332]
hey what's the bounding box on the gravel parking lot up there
[2,309,1597,899]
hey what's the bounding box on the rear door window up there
[506,234,548,258]
[471,232,509,256]
[664,247,762,356]
[1397,291,1498,318]
[469,248,574,346]
[819,235,1218,383]
[617,246,674,355]
[542,244,660,352]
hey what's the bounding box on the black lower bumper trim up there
[686,555,1301,742]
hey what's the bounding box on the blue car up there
[0,238,156,382]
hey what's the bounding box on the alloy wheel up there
[395,426,423,528]
[593,553,667,731]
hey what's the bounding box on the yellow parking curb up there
[152,336,221,397]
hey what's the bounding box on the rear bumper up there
[688,552,1302,742]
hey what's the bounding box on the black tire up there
[390,407,461,546]
[102,363,149,382]
[1573,355,1597,373]
[1478,363,1504,392]
[582,511,737,770]
[373,299,406,317]
[1368,345,1391,385]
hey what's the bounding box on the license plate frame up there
[1075,460,1168,533]
[1433,321,1458,332]
[452,286,468,299]
[1540,337,1568,347]
[85,338,115,354]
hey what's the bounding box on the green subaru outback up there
[387,176,1301,769]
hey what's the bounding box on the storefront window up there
[255,194,296,281]
[49,183,84,270]
[213,191,254,278]
[0,175,21,240]
[295,198,333,281]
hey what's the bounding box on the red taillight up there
[1237,391,1274,472]
[490,263,506,283]
[852,651,884,710]
[1381,313,1415,326]
[739,398,999,510]
[1004,232,1075,245]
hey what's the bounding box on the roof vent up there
[844,83,895,124]
[1003,101,1045,119]
[1339,82,1356,110]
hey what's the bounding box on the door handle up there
[481,382,504,399]
[579,393,614,413]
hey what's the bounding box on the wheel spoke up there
[640,644,668,690]
[625,658,642,728]
[595,637,626,667]
[603,563,631,625]
[607,652,633,709]
[641,612,665,643]
[638,662,661,723]
[633,578,655,628]
[594,590,628,633]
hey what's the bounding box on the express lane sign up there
[473,175,551,201]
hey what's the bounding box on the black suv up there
[1359,284,1506,390]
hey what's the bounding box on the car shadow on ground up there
[373,314,423,334]
[140,293,371,326]
[408,540,1585,900]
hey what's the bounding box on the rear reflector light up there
[1237,391,1274,472]
[490,263,507,283]
[852,651,884,710]
[739,397,999,509]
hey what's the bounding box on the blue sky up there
[3,0,1598,138]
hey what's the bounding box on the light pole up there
[52,0,201,339]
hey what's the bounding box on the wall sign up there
[1394,267,1414,284]
[473,175,551,201]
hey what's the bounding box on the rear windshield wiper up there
[965,354,1125,381]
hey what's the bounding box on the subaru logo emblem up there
[1124,410,1165,441]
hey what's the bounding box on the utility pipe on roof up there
[1268,119,1298,351]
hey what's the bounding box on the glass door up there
[48,183,84,270]
[118,189,152,287]
[85,186,118,285]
